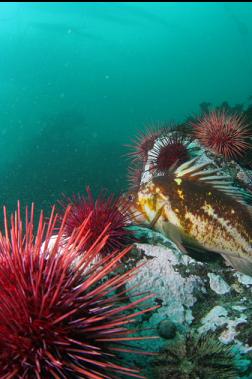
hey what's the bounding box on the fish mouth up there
[127,203,146,225]
[117,192,141,225]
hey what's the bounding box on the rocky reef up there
[126,232,251,377]
[124,101,252,378]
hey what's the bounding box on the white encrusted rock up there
[208,273,231,295]
[198,305,228,333]
[235,272,252,287]
[127,238,252,356]
[128,243,203,326]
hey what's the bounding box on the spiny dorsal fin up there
[175,157,215,178]
[174,157,251,205]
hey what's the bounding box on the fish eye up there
[128,194,134,201]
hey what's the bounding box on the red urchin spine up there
[126,126,162,164]
[0,202,158,379]
[127,164,143,190]
[58,187,135,256]
[192,110,252,159]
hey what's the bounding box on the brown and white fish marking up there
[128,158,252,276]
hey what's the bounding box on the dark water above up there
[1,2,252,215]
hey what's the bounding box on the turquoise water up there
[1,2,252,214]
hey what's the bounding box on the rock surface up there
[124,123,252,377]
[126,230,252,376]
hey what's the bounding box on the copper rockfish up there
[128,158,252,276]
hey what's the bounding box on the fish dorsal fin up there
[175,157,216,179]
[174,158,250,205]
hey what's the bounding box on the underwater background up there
[1,3,252,379]
[1,2,252,215]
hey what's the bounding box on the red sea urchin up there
[192,110,251,160]
[126,127,162,164]
[59,187,134,256]
[0,202,157,378]
[149,131,190,173]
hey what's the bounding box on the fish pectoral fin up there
[221,253,252,277]
[150,205,165,229]
[163,222,189,255]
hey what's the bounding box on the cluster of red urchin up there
[0,202,157,379]
[192,110,252,160]
[126,108,252,190]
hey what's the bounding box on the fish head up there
[125,180,171,227]
[120,190,147,225]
